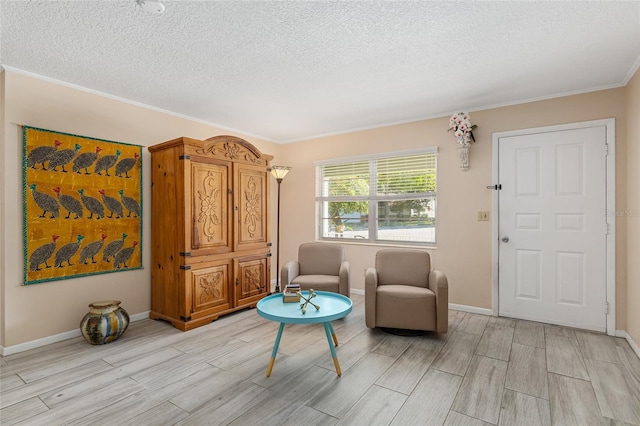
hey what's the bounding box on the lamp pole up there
[270,166,291,293]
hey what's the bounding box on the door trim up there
[491,119,616,335]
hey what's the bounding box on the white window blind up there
[315,148,438,245]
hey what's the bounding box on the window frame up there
[314,147,438,246]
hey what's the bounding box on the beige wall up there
[278,88,629,327]
[1,68,636,350]
[0,70,283,348]
[625,68,640,346]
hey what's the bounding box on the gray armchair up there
[281,242,350,297]
[365,249,448,333]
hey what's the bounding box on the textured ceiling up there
[1,1,639,143]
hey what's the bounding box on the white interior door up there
[498,125,608,332]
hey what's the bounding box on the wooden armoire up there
[148,135,272,331]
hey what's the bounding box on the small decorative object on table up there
[299,289,320,314]
[283,283,301,303]
[448,111,477,172]
[80,300,129,345]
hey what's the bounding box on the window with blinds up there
[315,148,437,245]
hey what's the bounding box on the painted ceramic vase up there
[80,300,129,345]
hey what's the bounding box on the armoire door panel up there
[234,164,269,251]
[191,161,231,254]
[191,262,232,314]
[235,256,269,306]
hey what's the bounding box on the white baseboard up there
[448,303,493,316]
[616,330,640,359]
[0,311,150,356]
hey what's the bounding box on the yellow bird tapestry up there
[23,126,142,285]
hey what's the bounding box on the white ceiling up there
[2,1,639,143]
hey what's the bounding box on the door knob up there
[501,236,510,243]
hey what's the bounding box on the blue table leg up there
[323,322,342,376]
[328,321,339,346]
[266,322,285,377]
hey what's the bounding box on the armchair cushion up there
[376,285,437,331]
[298,242,344,276]
[376,249,430,287]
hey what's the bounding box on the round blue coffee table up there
[257,290,352,377]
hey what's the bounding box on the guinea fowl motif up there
[99,189,124,218]
[103,233,127,262]
[52,187,83,219]
[29,184,60,218]
[54,235,85,267]
[118,190,140,217]
[29,235,59,271]
[48,143,81,172]
[78,189,105,219]
[73,146,102,174]
[113,241,138,269]
[94,149,121,176]
[115,152,139,178]
[27,140,60,170]
[79,234,107,264]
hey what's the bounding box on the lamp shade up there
[270,166,291,180]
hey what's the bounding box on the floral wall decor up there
[448,112,477,171]
[23,126,142,285]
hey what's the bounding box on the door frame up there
[491,119,616,335]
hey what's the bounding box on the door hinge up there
[605,302,609,314]
[605,144,609,156]
[236,278,239,286]
[605,223,609,235]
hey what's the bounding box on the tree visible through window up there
[315,149,437,244]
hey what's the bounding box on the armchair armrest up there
[429,269,449,333]
[339,261,350,297]
[364,267,378,328]
[281,261,300,288]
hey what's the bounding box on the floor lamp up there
[270,165,291,293]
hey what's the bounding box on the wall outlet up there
[478,211,490,221]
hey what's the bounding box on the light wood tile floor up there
[2,295,639,426]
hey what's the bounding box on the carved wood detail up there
[243,176,261,238]
[196,135,269,166]
[192,265,229,311]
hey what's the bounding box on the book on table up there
[283,284,301,302]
